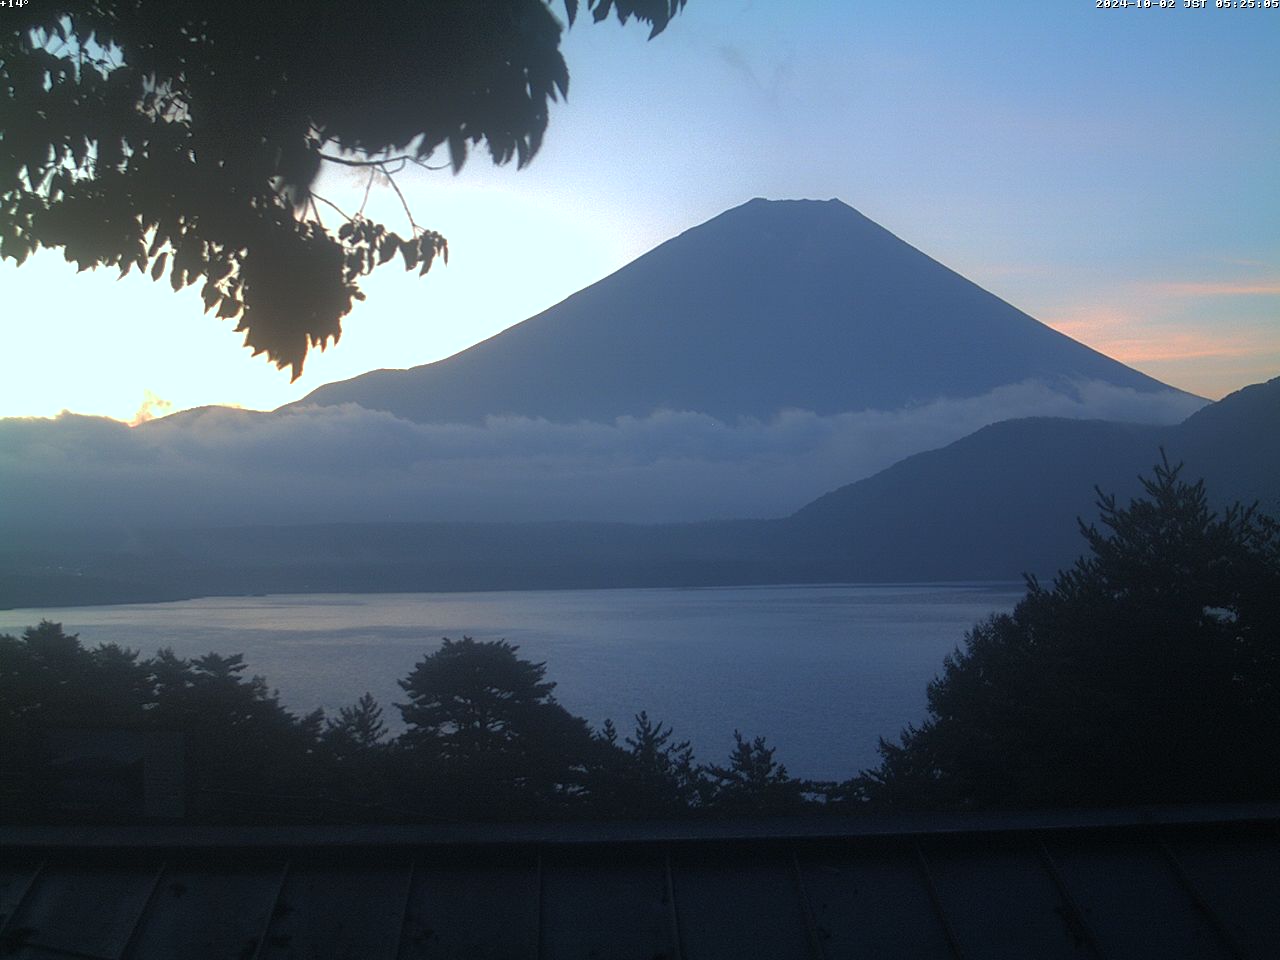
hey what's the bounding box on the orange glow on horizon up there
[1147,280,1280,298]
[1045,302,1279,400]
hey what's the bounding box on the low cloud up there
[0,380,1205,530]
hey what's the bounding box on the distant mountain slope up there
[788,418,1162,580]
[296,198,1192,424]
[1172,375,1280,516]
[788,375,1280,580]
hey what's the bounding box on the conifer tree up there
[860,455,1280,809]
[708,731,802,814]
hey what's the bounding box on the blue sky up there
[3,0,1276,421]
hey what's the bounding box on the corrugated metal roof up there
[1,805,1277,959]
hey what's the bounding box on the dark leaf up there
[378,234,399,265]
[201,281,220,312]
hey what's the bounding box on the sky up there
[2,0,1277,423]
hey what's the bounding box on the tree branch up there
[318,151,415,168]
[309,191,351,223]
[357,168,375,216]
[317,151,450,172]
[382,169,420,234]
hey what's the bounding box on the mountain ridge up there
[786,374,1280,579]
[293,198,1196,424]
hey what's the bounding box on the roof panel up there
[799,851,954,960]
[540,853,674,960]
[1046,839,1233,960]
[0,807,1276,960]
[398,855,538,960]
[670,853,811,960]
[127,863,284,960]
[1168,836,1280,960]
[923,838,1094,960]
[0,863,41,933]
[259,863,411,960]
[6,865,160,960]
[6,863,159,960]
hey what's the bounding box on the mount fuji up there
[296,198,1197,425]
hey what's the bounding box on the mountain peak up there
[297,200,1193,425]
[683,197,887,248]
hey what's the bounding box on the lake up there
[0,582,1023,780]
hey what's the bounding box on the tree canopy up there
[861,455,1280,810]
[1,0,687,377]
[2,622,828,823]
[396,636,601,809]
[397,636,564,760]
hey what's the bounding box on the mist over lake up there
[0,582,1022,780]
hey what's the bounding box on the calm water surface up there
[0,583,1022,779]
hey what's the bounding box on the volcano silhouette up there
[298,198,1191,423]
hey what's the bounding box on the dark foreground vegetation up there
[2,458,1277,823]
[0,627,807,823]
